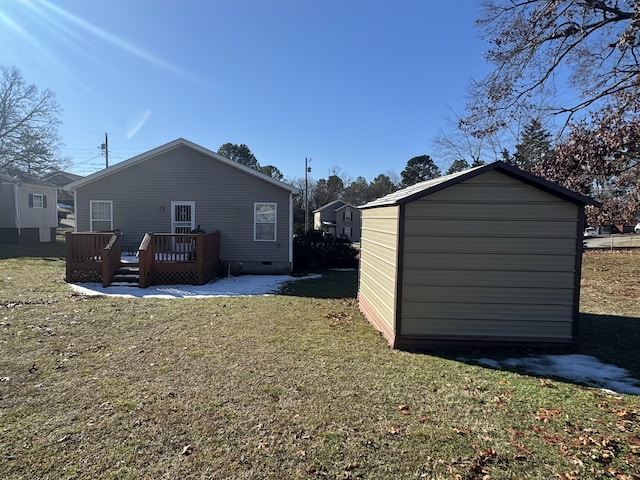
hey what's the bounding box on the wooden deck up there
[65,231,221,288]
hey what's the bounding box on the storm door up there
[171,201,195,253]
[171,201,195,234]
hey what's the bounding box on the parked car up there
[584,227,598,238]
[635,223,640,234]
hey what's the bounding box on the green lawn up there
[1,237,639,479]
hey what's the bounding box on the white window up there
[31,194,45,208]
[343,227,352,238]
[90,201,113,231]
[254,203,276,241]
[344,210,352,222]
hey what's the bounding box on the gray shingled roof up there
[359,161,600,209]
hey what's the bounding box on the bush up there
[293,231,358,271]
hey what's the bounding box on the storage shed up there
[358,161,599,349]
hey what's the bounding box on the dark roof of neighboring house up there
[334,203,358,212]
[313,199,346,213]
[42,170,83,187]
[0,168,57,189]
[64,138,299,195]
[359,161,600,209]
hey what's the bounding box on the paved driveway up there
[584,234,640,249]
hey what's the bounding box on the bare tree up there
[433,109,506,166]
[465,1,640,136]
[0,66,63,175]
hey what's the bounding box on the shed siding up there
[358,206,399,332]
[399,170,579,341]
[75,145,291,264]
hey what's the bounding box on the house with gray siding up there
[313,200,361,241]
[64,138,299,274]
[358,161,599,349]
[0,169,58,244]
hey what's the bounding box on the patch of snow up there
[476,358,502,370]
[476,354,640,396]
[70,274,322,299]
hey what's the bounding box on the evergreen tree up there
[513,119,554,171]
[400,155,441,188]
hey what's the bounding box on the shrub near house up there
[293,231,357,271]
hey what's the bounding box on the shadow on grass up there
[575,313,640,379]
[278,269,358,299]
[430,313,640,393]
[0,239,67,260]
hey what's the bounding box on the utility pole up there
[305,157,311,233]
[101,133,109,168]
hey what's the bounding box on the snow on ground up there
[475,354,640,396]
[70,273,321,299]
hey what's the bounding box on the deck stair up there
[111,263,140,286]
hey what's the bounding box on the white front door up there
[171,201,195,234]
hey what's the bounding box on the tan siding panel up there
[400,315,573,338]
[406,252,576,272]
[401,285,574,304]
[358,206,399,332]
[403,219,577,237]
[402,268,575,288]
[403,235,576,254]
[405,201,578,221]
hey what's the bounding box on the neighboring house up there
[64,138,299,274]
[0,168,58,244]
[42,170,83,209]
[358,161,599,350]
[313,200,361,241]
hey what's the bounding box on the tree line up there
[5,0,640,234]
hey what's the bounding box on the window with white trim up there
[344,210,352,222]
[90,201,113,231]
[32,194,44,208]
[254,202,277,241]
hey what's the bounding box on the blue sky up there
[1,0,492,182]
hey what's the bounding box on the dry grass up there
[1,239,640,479]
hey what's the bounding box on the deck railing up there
[65,231,221,287]
[66,231,121,284]
[141,232,221,286]
[101,232,122,287]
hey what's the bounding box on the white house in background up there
[0,168,58,244]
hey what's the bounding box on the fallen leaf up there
[387,424,403,435]
[536,407,563,423]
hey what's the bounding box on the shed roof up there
[64,138,299,195]
[359,161,600,209]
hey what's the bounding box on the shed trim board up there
[358,161,600,350]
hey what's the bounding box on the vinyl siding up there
[74,145,291,263]
[358,206,399,331]
[0,183,14,226]
[399,170,579,341]
[336,205,361,241]
[19,186,57,228]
